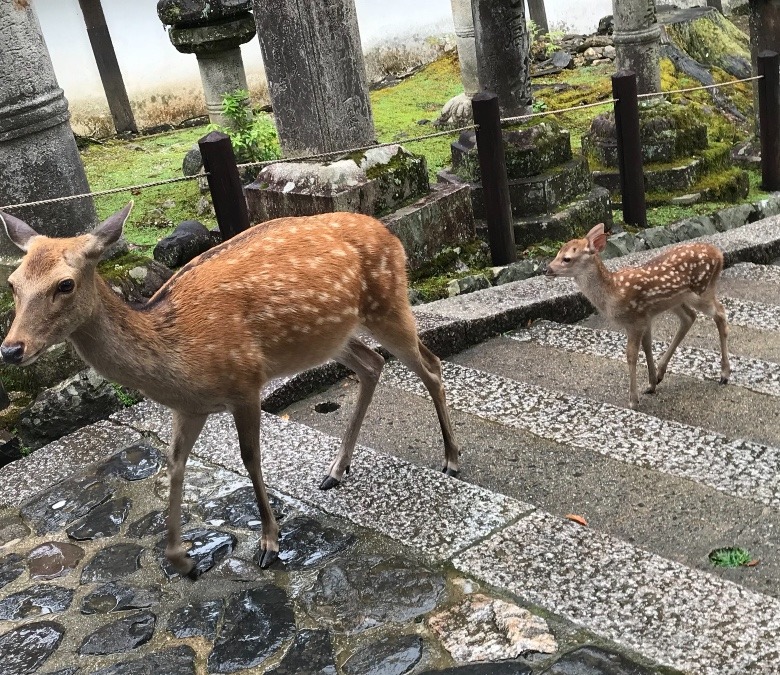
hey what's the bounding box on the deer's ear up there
[0,211,40,253]
[586,223,607,254]
[84,201,133,258]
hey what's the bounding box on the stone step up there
[119,401,780,675]
[380,359,780,508]
[508,319,780,398]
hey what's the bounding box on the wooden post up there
[472,92,517,266]
[198,131,250,240]
[758,50,780,191]
[527,0,549,35]
[707,0,723,13]
[77,0,137,135]
[612,71,647,227]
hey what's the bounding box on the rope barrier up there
[0,174,206,211]
[637,74,763,99]
[0,72,764,211]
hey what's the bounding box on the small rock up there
[597,15,614,35]
[0,621,65,675]
[408,288,424,306]
[266,629,338,675]
[66,497,132,541]
[0,584,74,620]
[344,634,423,675]
[275,515,357,570]
[603,45,616,59]
[601,232,643,259]
[583,47,598,60]
[591,58,613,65]
[182,145,203,176]
[637,226,676,250]
[670,193,700,206]
[81,582,160,614]
[167,599,223,639]
[28,542,84,580]
[160,199,176,209]
[550,51,573,69]
[81,543,144,583]
[447,274,491,297]
[669,217,716,241]
[495,260,539,285]
[156,527,236,579]
[196,196,212,216]
[0,515,29,550]
[90,646,196,675]
[754,195,780,220]
[127,508,189,539]
[542,645,657,674]
[153,220,214,268]
[196,486,286,531]
[714,203,756,231]
[427,594,557,662]
[96,443,164,481]
[79,610,156,655]
[0,553,25,589]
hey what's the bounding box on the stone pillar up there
[253,0,375,156]
[472,0,533,117]
[0,0,97,257]
[158,1,256,129]
[527,0,549,34]
[612,0,662,95]
[436,0,479,126]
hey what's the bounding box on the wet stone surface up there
[127,507,188,539]
[302,554,446,635]
[0,553,25,588]
[0,620,65,675]
[156,527,237,579]
[0,440,663,674]
[343,634,424,675]
[81,582,161,614]
[79,610,156,655]
[80,543,144,583]
[207,585,295,673]
[65,497,131,540]
[166,598,223,639]
[275,515,357,570]
[266,629,337,674]
[539,646,659,674]
[0,583,74,620]
[196,485,286,530]
[28,542,84,580]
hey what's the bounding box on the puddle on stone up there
[0,620,64,675]
[0,583,74,620]
[28,541,85,580]
[80,543,144,584]
[81,582,161,615]
[66,497,132,541]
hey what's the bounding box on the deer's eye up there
[562,256,571,263]
[57,279,75,294]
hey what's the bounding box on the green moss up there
[97,252,156,282]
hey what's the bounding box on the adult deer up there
[546,223,730,409]
[0,203,461,574]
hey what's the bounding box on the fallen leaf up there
[746,559,760,567]
[280,414,290,421]
[564,514,588,527]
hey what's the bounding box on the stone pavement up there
[4,217,780,673]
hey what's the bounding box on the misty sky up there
[34,0,611,101]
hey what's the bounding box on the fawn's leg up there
[368,309,460,475]
[320,337,386,490]
[233,403,279,568]
[626,327,643,410]
[166,411,207,577]
[642,326,658,394]
[656,303,696,383]
[688,291,731,384]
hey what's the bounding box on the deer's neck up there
[68,277,174,391]
[573,256,616,316]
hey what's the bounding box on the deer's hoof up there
[319,475,341,490]
[258,547,279,569]
[719,377,729,385]
[185,563,201,581]
[442,466,460,478]
[644,387,657,395]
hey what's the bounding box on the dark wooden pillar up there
[77,0,137,135]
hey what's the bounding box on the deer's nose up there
[1,342,25,365]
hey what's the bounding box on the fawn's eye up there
[57,279,75,294]
[562,256,571,263]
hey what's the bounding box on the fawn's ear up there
[585,223,607,254]
[84,201,133,258]
[0,211,40,253]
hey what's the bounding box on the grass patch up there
[709,547,754,568]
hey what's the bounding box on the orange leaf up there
[746,559,760,567]
[280,414,290,421]
[565,514,588,527]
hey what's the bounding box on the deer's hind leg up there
[320,337,386,490]
[642,325,658,394]
[687,289,731,384]
[366,307,460,476]
[655,303,697,384]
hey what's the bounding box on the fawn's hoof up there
[719,377,729,385]
[185,563,201,581]
[644,387,657,395]
[441,466,460,478]
[257,547,279,569]
[319,475,341,490]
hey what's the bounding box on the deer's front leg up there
[166,411,207,577]
[626,328,642,410]
[233,404,279,568]
[642,327,658,394]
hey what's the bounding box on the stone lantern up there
[157,0,256,128]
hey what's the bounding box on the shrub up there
[209,89,281,164]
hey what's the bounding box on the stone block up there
[494,260,540,285]
[245,145,429,224]
[382,183,475,272]
[637,226,676,249]
[713,204,756,232]
[601,232,642,260]
[753,196,780,221]
[669,217,715,242]
[447,274,491,297]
